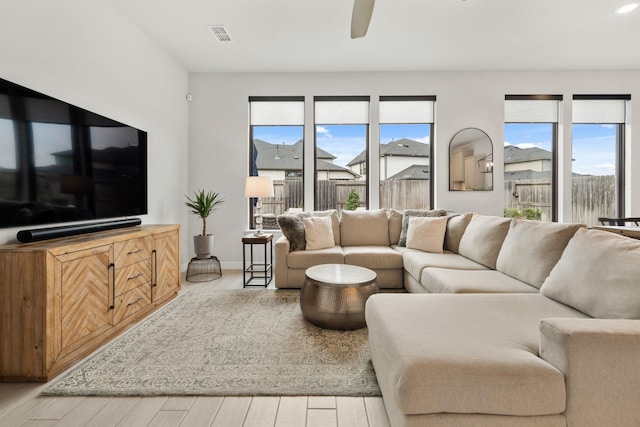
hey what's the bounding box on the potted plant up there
[185,189,225,259]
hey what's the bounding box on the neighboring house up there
[347,138,429,180]
[504,145,551,173]
[388,164,430,180]
[253,139,359,181]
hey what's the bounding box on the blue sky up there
[505,123,617,176]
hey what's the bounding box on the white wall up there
[189,70,640,269]
[0,0,190,263]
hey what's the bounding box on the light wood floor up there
[0,270,391,427]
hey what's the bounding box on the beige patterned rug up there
[42,288,380,396]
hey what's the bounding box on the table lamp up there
[245,176,274,235]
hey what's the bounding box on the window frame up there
[504,94,562,222]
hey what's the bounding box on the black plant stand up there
[186,256,222,282]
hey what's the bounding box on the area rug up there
[42,287,380,397]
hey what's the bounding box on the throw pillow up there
[311,209,341,245]
[303,216,335,250]
[398,209,448,247]
[276,213,309,251]
[540,228,640,319]
[405,216,448,253]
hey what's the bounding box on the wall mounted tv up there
[0,77,147,229]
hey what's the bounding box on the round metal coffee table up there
[300,264,378,330]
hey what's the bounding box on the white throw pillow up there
[303,216,335,250]
[405,216,448,253]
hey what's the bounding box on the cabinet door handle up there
[152,249,157,288]
[128,272,143,280]
[109,263,115,309]
[127,297,143,307]
[127,248,142,255]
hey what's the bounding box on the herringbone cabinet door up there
[57,245,113,356]
[153,231,180,302]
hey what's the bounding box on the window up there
[379,96,435,210]
[571,95,629,227]
[314,97,369,211]
[504,95,561,221]
[249,97,304,230]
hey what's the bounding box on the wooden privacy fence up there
[261,178,430,217]
[262,176,613,226]
[504,175,615,226]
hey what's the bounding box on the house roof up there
[388,164,430,180]
[254,139,358,177]
[347,138,429,166]
[504,145,551,164]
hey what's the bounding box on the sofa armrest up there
[274,235,290,288]
[539,318,640,427]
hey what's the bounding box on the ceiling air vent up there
[208,25,232,42]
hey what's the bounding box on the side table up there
[242,233,273,287]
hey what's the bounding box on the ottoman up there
[300,263,378,329]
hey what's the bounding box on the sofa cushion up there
[403,250,488,282]
[287,246,344,269]
[311,210,341,245]
[496,219,584,288]
[303,216,334,250]
[444,212,472,253]
[421,268,539,293]
[276,213,310,251]
[540,228,640,319]
[343,246,404,270]
[398,209,448,247]
[388,209,403,245]
[406,216,448,253]
[458,214,512,269]
[340,209,389,246]
[366,293,587,416]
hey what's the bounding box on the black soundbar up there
[17,218,142,243]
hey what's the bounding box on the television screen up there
[0,77,147,229]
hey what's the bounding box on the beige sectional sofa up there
[275,208,409,290]
[275,209,640,426]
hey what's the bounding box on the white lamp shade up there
[245,176,274,198]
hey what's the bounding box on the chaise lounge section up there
[366,227,640,426]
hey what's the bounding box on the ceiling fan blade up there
[351,0,375,39]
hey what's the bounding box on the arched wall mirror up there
[449,128,493,191]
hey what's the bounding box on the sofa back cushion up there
[540,228,640,319]
[398,209,448,247]
[388,209,403,246]
[444,212,472,253]
[340,209,389,246]
[457,214,511,269]
[496,219,585,288]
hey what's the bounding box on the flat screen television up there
[0,77,147,229]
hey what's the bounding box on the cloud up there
[504,141,512,146]
[514,143,539,149]
[316,126,332,137]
